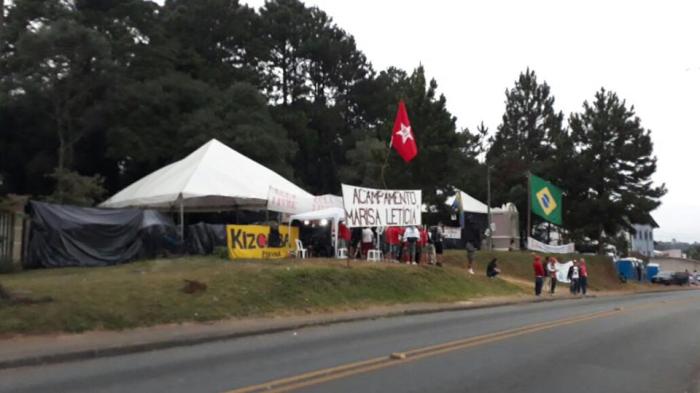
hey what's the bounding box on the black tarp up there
[186,223,227,255]
[26,201,179,268]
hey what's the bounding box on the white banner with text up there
[527,237,575,254]
[341,184,421,228]
[268,186,343,214]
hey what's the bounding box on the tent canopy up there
[101,139,312,211]
[445,190,490,214]
[289,208,345,223]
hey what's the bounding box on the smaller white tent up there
[445,190,490,214]
[288,208,345,258]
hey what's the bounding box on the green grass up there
[0,257,523,335]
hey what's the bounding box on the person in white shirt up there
[361,227,374,258]
[568,260,580,294]
[403,226,420,264]
[546,257,558,294]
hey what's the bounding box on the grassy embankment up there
[0,250,635,335]
[441,250,630,292]
[0,256,521,335]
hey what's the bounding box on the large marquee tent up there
[101,139,312,236]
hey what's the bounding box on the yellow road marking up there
[224,296,698,393]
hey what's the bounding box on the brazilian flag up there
[530,173,563,226]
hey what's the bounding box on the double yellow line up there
[225,296,695,393]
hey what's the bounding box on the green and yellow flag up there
[530,173,563,226]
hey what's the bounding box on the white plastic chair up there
[294,239,308,259]
[337,248,348,259]
[367,249,383,262]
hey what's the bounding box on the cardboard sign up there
[226,224,299,259]
[341,184,421,228]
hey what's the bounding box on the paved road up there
[2,290,700,393]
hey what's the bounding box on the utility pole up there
[486,163,493,251]
[526,171,531,243]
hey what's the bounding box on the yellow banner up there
[226,225,299,259]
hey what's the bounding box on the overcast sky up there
[237,0,699,242]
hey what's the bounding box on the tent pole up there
[179,195,184,242]
[333,219,339,258]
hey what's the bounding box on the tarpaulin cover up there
[186,223,227,255]
[26,201,179,268]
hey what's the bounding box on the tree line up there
[0,0,665,250]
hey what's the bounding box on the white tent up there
[101,139,312,236]
[102,139,311,210]
[288,208,345,258]
[445,190,490,214]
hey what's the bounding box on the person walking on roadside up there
[568,260,580,294]
[579,258,589,296]
[547,257,558,294]
[533,255,545,296]
[403,225,420,264]
[461,219,481,274]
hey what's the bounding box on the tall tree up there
[0,1,114,204]
[487,68,566,237]
[162,0,261,88]
[568,88,666,250]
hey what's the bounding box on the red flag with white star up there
[391,100,418,162]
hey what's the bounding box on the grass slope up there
[0,257,522,335]
[442,250,626,291]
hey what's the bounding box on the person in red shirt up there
[579,258,589,296]
[338,222,351,250]
[533,255,545,296]
[418,226,429,265]
[386,226,400,261]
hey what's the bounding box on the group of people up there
[346,223,446,266]
[533,255,589,296]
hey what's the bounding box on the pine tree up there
[568,88,666,251]
[487,68,565,237]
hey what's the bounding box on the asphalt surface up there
[1,290,699,393]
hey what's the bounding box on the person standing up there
[403,225,420,264]
[568,260,580,294]
[361,227,374,259]
[432,222,445,267]
[461,220,482,274]
[338,222,351,252]
[386,226,400,261]
[350,227,362,258]
[533,255,545,296]
[579,258,589,296]
[418,225,429,264]
[547,257,558,294]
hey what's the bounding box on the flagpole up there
[379,138,391,189]
[526,171,531,243]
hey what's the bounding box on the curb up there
[0,287,691,370]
